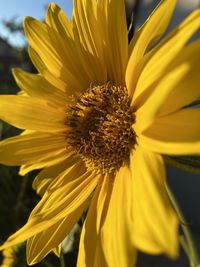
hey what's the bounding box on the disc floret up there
[66,83,136,174]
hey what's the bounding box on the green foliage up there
[166,156,200,174]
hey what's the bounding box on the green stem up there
[41,259,55,267]
[179,235,190,258]
[165,182,200,267]
[60,250,66,267]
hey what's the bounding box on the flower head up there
[1,247,16,267]
[0,0,200,266]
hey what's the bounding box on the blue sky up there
[0,0,73,46]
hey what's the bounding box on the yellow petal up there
[0,131,66,166]
[46,3,96,89]
[77,176,109,267]
[73,0,100,58]
[28,47,69,93]
[135,42,200,132]
[99,0,128,84]
[72,0,107,84]
[132,9,200,107]
[12,68,68,106]
[46,3,73,39]
[156,40,200,115]
[24,17,81,90]
[26,210,79,265]
[135,65,188,132]
[32,155,77,196]
[126,0,176,98]
[52,246,61,257]
[100,165,137,267]
[0,162,99,251]
[0,95,66,132]
[128,0,176,56]
[132,146,178,258]
[73,0,102,57]
[139,108,200,155]
[78,166,136,267]
[30,161,86,215]
[135,39,200,132]
[19,149,68,176]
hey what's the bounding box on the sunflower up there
[1,247,16,267]
[0,0,200,266]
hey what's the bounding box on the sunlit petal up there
[0,162,99,252]
[131,9,200,107]
[126,0,176,98]
[132,147,178,258]
[0,96,66,132]
[139,108,200,155]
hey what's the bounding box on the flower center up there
[66,83,136,174]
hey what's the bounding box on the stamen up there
[66,83,136,174]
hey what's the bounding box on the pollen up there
[66,83,136,174]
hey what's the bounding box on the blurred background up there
[0,0,199,266]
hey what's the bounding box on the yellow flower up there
[0,0,200,266]
[0,247,15,267]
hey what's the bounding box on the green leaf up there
[165,156,200,174]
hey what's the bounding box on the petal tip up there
[23,16,32,28]
[48,2,59,11]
